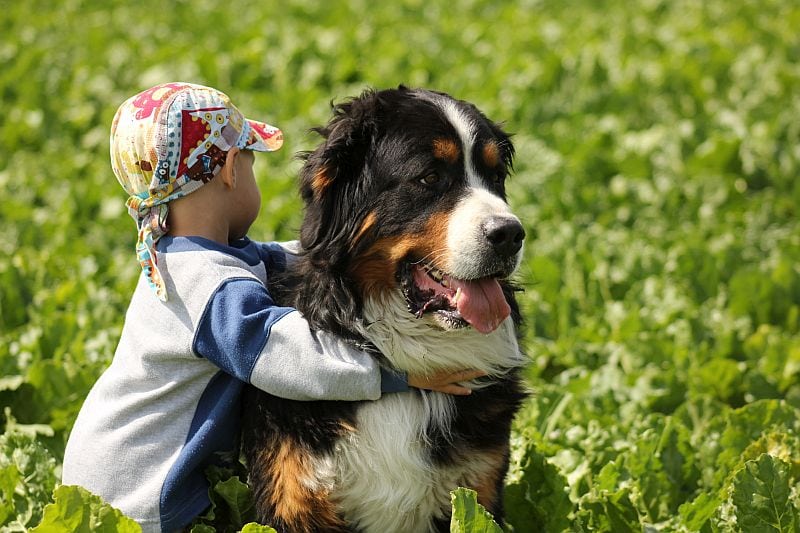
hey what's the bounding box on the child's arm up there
[193,278,480,401]
[194,280,381,400]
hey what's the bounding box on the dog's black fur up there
[241,87,527,533]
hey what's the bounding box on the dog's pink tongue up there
[451,277,510,334]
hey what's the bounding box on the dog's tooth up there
[454,287,462,302]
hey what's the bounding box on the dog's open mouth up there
[399,261,511,334]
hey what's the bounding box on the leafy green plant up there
[189,464,257,533]
[0,429,57,530]
[3,0,800,531]
[450,488,503,533]
[29,485,141,533]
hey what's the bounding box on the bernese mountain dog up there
[242,86,528,533]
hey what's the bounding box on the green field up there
[2,0,800,531]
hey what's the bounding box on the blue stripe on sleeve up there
[256,241,290,273]
[193,278,295,382]
[159,371,242,532]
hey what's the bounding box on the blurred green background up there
[2,0,800,531]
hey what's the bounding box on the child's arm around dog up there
[166,147,481,399]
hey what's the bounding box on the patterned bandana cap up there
[110,82,283,301]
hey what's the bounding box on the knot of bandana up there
[125,191,183,301]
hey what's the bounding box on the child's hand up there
[407,369,488,396]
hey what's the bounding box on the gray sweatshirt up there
[61,236,406,532]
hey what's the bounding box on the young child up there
[61,82,483,532]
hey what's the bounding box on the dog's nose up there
[482,217,525,258]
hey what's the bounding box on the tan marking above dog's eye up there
[482,141,500,168]
[432,138,460,164]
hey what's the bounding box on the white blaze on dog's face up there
[434,96,524,279]
[415,95,525,334]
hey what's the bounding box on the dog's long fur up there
[241,87,528,533]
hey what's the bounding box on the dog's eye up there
[419,174,441,186]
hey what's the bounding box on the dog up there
[241,86,528,533]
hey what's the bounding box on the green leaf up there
[692,358,744,403]
[678,492,722,532]
[575,488,642,533]
[214,476,257,528]
[450,488,503,533]
[505,436,572,532]
[240,523,278,533]
[594,462,622,492]
[730,454,799,533]
[189,463,257,533]
[0,464,21,524]
[189,525,216,533]
[30,485,141,533]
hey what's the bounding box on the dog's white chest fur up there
[312,393,495,533]
[322,393,451,532]
[307,292,524,532]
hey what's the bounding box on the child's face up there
[229,149,261,240]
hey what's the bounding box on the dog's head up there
[297,87,523,337]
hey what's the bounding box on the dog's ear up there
[299,90,379,258]
[289,90,382,336]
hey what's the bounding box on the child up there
[61,82,483,532]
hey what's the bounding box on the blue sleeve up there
[255,242,289,274]
[193,278,294,382]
